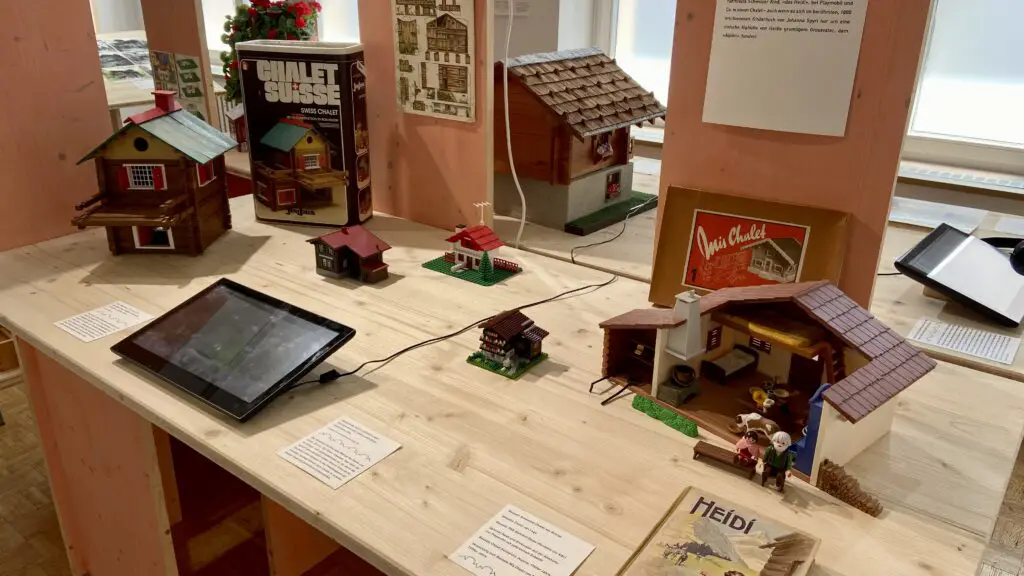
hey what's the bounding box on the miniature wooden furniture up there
[72,91,237,256]
[1,196,1023,574]
[253,119,349,212]
[308,226,390,283]
[493,48,666,232]
[600,280,937,484]
[692,440,756,480]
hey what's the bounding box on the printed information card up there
[908,318,1020,365]
[55,301,154,343]
[279,417,401,489]
[450,505,595,576]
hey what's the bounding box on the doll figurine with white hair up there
[760,431,795,492]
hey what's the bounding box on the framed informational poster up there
[391,0,476,122]
[683,210,810,291]
[650,186,850,307]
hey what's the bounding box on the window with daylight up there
[304,154,321,170]
[750,337,772,354]
[613,0,676,104]
[126,164,164,190]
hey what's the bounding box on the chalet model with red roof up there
[446,223,504,272]
[72,90,236,256]
[598,280,936,485]
[308,225,390,283]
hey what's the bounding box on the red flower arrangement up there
[221,0,320,102]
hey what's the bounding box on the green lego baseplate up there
[631,395,699,438]
[422,256,520,286]
[466,352,548,380]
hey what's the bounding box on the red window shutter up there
[318,154,324,169]
[136,226,153,246]
[152,166,165,190]
[207,161,215,179]
[118,166,130,189]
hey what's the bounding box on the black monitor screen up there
[113,279,355,420]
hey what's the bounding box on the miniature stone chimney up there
[668,290,705,360]
[153,90,178,112]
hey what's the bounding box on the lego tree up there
[479,251,494,281]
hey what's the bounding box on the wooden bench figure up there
[692,440,756,480]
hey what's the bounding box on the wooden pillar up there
[357,0,494,230]
[657,1,932,306]
[17,339,178,575]
[139,0,221,129]
[0,0,110,251]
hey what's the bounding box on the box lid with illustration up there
[236,40,372,228]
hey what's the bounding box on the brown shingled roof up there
[599,281,935,423]
[480,310,546,342]
[500,47,667,139]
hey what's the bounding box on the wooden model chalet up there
[744,238,804,283]
[468,310,549,378]
[73,91,237,256]
[494,48,666,231]
[253,118,348,212]
[225,103,248,152]
[599,281,936,484]
[308,226,390,283]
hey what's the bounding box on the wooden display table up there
[1,197,1022,575]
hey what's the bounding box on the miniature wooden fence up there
[493,258,520,272]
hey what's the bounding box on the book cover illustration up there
[237,41,371,228]
[620,488,819,576]
[683,210,810,291]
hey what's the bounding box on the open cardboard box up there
[650,186,851,307]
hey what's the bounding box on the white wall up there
[92,0,144,34]
[557,0,594,51]
[811,400,898,482]
[494,0,595,60]
[720,325,790,381]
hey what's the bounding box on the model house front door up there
[789,354,824,391]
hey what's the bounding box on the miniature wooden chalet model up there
[253,118,348,212]
[225,103,248,152]
[308,226,390,283]
[478,311,548,369]
[494,48,666,231]
[73,91,237,256]
[599,281,937,483]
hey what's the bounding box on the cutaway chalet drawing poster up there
[391,0,476,122]
[237,41,372,228]
[684,210,809,291]
[650,187,850,308]
[619,488,820,576]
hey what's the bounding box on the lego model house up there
[468,310,549,379]
[599,281,937,483]
[73,91,237,256]
[308,226,390,283]
[253,118,349,212]
[493,47,667,232]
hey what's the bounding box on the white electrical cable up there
[503,0,528,248]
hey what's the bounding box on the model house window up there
[277,189,297,206]
[133,226,174,250]
[439,65,468,93]
[605,171,621,201]
[750,337,772,353]
[304,154,321,170]
[196,161,215,186]
[707,326,722,351]
[124,164,166,190]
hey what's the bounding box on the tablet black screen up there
[112,279,355,420]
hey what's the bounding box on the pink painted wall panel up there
[19,341,174,575]
[358,0,492,230]
[658,0,931,305]
[0,0,110,251]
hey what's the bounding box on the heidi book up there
[619,488,820,576]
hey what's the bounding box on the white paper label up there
[450,505,595,576]
[54,301,154,342]
[703,0,869,136]
[279,418,401,489]
[908,318,1020,365]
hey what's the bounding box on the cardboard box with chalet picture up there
[236,41,372,227]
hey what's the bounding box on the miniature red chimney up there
[153,90,178,112]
